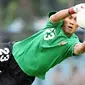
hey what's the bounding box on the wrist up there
[68,7,76,15]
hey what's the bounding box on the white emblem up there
[58,41,67,46]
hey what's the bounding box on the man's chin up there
[66,32,73,36]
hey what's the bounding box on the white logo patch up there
[58,41,67,46]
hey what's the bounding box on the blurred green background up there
[0,0,84,41]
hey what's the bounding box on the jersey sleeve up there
[66,36,80,57]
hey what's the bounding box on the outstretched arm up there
[50,9,70,23]
[50,3,85,23]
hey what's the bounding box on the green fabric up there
[12,12,80,79]
[48,11,56,17]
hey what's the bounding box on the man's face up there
[63,14,78,36]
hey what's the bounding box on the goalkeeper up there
[0,3,85,85]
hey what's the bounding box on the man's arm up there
[49,9,70,23]
[50,3,85,23]
[74,42,85,55]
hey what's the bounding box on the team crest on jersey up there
[58,41,67,46]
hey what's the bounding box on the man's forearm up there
[50,3,85,23]
[49,9,70,23]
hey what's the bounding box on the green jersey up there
[12,12,80,79]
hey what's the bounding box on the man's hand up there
[74,42,85,55]
[68,3,85,14]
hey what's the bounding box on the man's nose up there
[70,22,74,25]
[70,20,74,25]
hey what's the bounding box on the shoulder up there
[48,11,56,18]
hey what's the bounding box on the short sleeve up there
[48,11,56,18]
